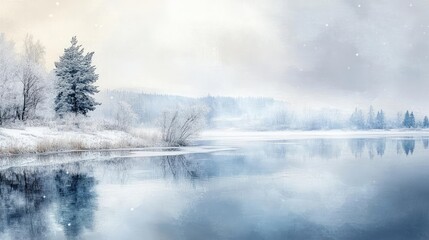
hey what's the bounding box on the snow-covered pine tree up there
[424,116,429,128]
[367,105,375,129]
[403,111,410,128]
[410,112,416,128]
[54,36,100,117]
[375,110,385,129]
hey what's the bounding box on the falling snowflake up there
[355,53,359,57]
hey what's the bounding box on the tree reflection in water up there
[0,169,52,239]
[159,155,201,180]
[402,138,416,155]
[0,165,97,239]
[55,169,97,238]
[422,138,429,149]
[349,138,386,158]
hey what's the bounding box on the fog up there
[2,0,429,112]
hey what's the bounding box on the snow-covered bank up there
[199,129,429,142]
[0,127,159,155]
[3,127,429,156]
[0,146,236,170]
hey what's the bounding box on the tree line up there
[350,106,429,129]
[0,34,100,126]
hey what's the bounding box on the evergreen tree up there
[375,110,385,129]
[410,112,416,128]
[367,105,375,129]
[54,37,100,117]
[403,111,410,128]
[350,108,365,129]
[424,116,429,128]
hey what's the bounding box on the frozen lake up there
[1,136,429,239]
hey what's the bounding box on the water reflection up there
[0,166,97,239]
[55,170,97,238]
[423,138,429,149]
[402,138,416,155]
[1,137,429,239]
[349,138,366,158]
[159,155,201,180]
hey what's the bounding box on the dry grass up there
[0,127,161,156]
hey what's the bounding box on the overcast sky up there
[1,0,429,113]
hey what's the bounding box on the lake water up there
[1,136,429,239]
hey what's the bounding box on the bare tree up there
[114,101,138,130]
[0,34,20,125]
[159,105,207,146]
[18,35,46,121]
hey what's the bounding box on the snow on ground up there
[0,127,159,155]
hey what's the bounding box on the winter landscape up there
[2,0,429,239]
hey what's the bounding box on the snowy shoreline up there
[0,126,159,156]
[2,127,429,157]
[0,145,236,170]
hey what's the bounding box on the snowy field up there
[0,127,159,155]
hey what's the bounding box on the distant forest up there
[96,90,429,130]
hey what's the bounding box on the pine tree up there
[54,37,100,117]
[410,112,416,128]
[375,110,385,129]
[403,111,410,128]
[367,105,375,129]
[350,108,365,129]
[424,116,429,128]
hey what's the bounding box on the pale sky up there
[1,0,429,113]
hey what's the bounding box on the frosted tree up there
[410,112,416,128]
[423,116,429,128]
[367,105,375,129]
[114,101,138,130]
[375,110,385,129]
[403,111,410,128]
[350,108,365,129]
[18,35,47,121]
[0,34,20,125]
[54,37,100,117]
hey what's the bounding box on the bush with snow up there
[159,105,207,146]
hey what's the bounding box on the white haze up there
[1,0,429,113]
